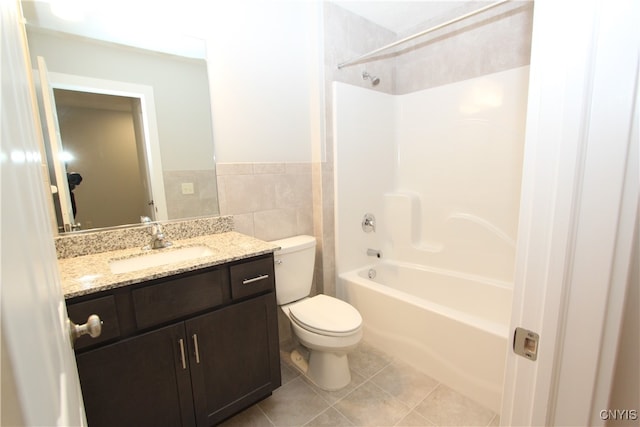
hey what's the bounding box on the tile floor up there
[220,341,500,426]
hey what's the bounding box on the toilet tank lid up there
[270,235,316,254]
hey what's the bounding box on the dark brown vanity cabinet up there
[67,254,281,427]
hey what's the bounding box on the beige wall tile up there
[285,162,312,174]
[221,174,277,214]
[253,163,286,174]
[253,208,298,242]
[216,162,315,244]
[216,163,254,175]
[232,213,254,236]
[164,169,219,220]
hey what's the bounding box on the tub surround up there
[55,215,279,299]
[333,66,528,413]
[334,66,528,283]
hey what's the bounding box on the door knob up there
[69,314,102,346]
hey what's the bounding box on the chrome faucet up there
[141,216,172,250]
[367,248,382,258]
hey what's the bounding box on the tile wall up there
[216,163,314,241]
[393,2,534,94]
[163,169,220,220]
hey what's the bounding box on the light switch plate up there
[181,182,195,195]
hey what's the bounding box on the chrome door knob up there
[69,314,102,346]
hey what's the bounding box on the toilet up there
[271,235,363,391]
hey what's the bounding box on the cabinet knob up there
[69,314,102,347]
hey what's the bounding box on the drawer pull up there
[192,334,201,364]
[178,339,186,370]
[242,274,269,285]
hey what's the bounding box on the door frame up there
[45,71,168,222]
[501,0,639,425]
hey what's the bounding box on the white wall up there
[334,82,396,273]
[391,66,529,282]
[335,67,529,283]
[205,1,323,163]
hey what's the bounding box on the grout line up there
[349,358,394,381]
[328,403,357,426]
[487,412,499,426]
[255,404,276,427]
[366,379,413,423]
[294,376,338,427]
[410,382,442,427]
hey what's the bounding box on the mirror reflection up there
[54,89,154,230]
[22,1,220,234]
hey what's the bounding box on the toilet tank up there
[270,235,316,305]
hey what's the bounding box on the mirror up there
[22,1,220,234]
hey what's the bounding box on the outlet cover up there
[181,182,195,195]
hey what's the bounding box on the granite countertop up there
[59,231,279,299]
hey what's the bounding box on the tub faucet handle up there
[362,213,376,233]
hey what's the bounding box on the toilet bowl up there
[271,235,363,391]
[282,294,363,390]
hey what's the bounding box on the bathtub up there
[338,261,512,412]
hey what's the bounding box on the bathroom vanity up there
[59,226,281,427]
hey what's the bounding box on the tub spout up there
[367,249,382,258]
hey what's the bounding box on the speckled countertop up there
[60,231,279,299]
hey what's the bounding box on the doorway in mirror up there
[54,89,153,230]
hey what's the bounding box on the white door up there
[501,1,639,425]
[0,1,86,426]
[35,56,77,232]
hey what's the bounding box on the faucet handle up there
[153,223,165,237]
[140,216,152,224]
[362,213,376,233]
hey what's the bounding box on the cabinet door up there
[186,293,281,426]
[76,323,195,427]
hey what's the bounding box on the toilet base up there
[292,348,352,391]
[290,349,309,373]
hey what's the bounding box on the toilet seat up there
[289,295,362,337]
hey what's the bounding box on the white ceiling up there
[332,1,483,34]
[23,1,486,56]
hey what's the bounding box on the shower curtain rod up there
[336,0,510,69]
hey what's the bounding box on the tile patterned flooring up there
[220,342,500,426]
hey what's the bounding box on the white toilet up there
[271,235,363,391]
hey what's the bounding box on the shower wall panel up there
[335,66,529,284]
[333,82,396,274]
[392,66,529,282]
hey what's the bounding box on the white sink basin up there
[109,245,215,274]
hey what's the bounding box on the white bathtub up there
[338,261,512,412]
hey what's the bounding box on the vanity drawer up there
[132,267,229,329]
[67,295,120,350]
[230,256,275,300]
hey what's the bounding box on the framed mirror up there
[22,1,220,234]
